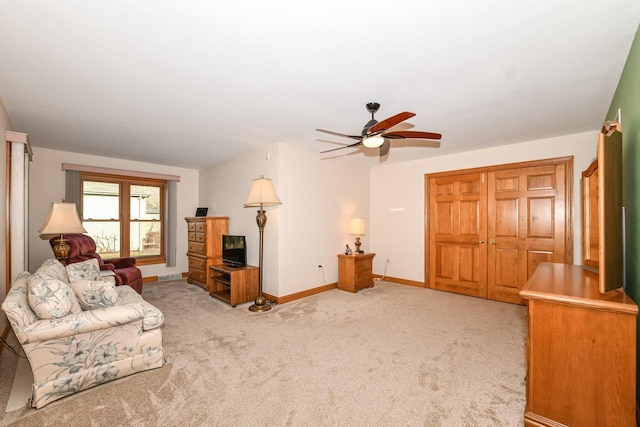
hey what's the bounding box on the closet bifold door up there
[428,172,488,298]
[486,163,568,304]
[425,156,572,305]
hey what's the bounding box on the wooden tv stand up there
[520,262,637,426]
[209,264,259,307]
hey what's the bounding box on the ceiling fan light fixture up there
[362,135,384,148]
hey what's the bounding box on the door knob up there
[490,240,497,245]
[476,240,485,244]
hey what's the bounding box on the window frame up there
[81,172,166,265]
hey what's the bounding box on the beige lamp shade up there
[350,217,365,236]
[39,202,87,235]
[244,176,282,207]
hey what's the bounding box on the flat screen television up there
[222,235,247,268]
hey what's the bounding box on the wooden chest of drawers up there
[520,263,637,426]
[186,216,229,290]
[337,253,375,293]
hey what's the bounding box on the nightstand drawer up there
[355,260,372,273]
[355,272,373,286]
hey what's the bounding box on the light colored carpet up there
[5,354,31,412]
[0,279,527,426]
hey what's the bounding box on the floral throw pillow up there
[27,275,76,319]
[71,279,121,310]
[66,259,101,283]
[36,258,70,282]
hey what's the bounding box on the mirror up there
[582,159,599,268]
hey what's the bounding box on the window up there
[81,173,166,265]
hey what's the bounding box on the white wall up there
[199,143,369,297]
[370,131,599,283]
[29,147,199,279]
[199,144,281,295]
[277,144,369,296]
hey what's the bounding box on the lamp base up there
[249,296,272,312]
[354,236,364,254]
[51,237,71,265]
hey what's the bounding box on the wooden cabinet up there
[426,156,572,304]
[520,263,637,427]
[185,216,229,290]
[337,253,375,293]
[209,264,259,307]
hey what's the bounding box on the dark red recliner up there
[50,234,143,294]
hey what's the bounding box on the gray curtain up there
[166,180,178,267]
[65,170,82,217]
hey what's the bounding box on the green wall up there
[606,24,640,406]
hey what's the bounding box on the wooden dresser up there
[185,216,229,290]
[337,253,375,293]
[520,262,637,427]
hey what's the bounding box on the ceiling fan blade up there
[384,130,442,140]
[316,129,362,140]
[367,112,415,134]
[379,139,390,157]
[320,141,362,154]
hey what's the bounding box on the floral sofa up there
[1,259,165,408]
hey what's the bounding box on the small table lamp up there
[39,202,87,265]
[350,217,365,254]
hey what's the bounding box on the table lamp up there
[39,202,87,265]
[350,217,365,254]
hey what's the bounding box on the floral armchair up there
[1,259,165,408]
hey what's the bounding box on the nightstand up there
[337,253,375,292]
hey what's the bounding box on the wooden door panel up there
[495,198,519,237]
[495,175,519,192]
[434,181,454,196]
[460,179,480,195]
[527,197,555,238]
[435,201,454,236]
[459,246,479,282]
[435,244,454,279]
[429,173,487,298]
[459,200,480,236]
[495,248,519,288]
[433,243,483,296]
[488,163,567,304]
[527,172,555,190]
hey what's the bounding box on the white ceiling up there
[1,1,639,169]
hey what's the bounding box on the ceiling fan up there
[316,102,442,157]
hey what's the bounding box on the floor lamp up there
[244,176,282,312]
